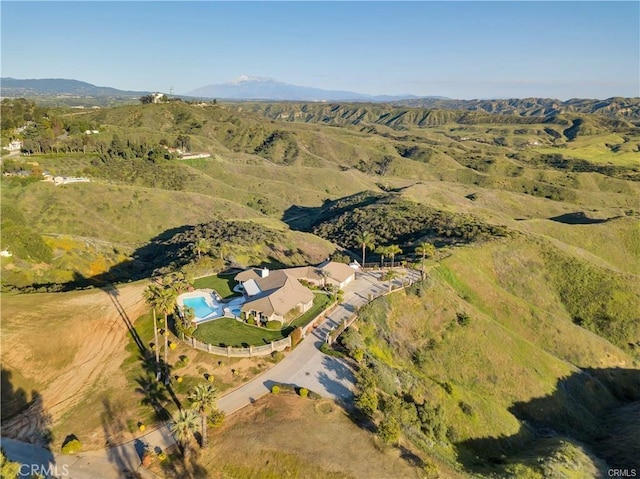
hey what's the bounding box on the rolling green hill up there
[1,98,639,476]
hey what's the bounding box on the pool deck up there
[177,289,246,323]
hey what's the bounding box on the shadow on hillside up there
[0,368,55,471]
[25,225,193,292]
[455,367,640,473]
[548,212,616,225]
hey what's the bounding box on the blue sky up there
[1,1,638,99]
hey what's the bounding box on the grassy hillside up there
[338,238,639,477]
[2,98,639,476]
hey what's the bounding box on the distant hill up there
[0,78,150,98]
[185,75,434,102]
[392,96,640,124]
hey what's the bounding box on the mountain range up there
[0,76,437,102]
[184,75,431,102]
[2,77,638,123]
[0,77,149,98]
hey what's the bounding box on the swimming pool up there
[183,296,220,320]
[178,290,246,323]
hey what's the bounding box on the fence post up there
[227,346,231,358]
[191,337,195,347]
[207,343,211,353]
[249,345,253,357]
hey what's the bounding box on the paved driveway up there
[218,269,421,413]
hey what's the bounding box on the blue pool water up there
[183,297,218,319]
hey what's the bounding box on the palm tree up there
[178,306,196,339]
[194,237,211,260]
[170,409,199,457]
[318,268,332,289]
[415,242,436,278]
[357,232,375,269]
[170,272,190,295]
[375,245,390,268]
[382,269,400,292]
[188,383,218,449]
[143,283,162,380]
[387,244,403,268]
[156,285,177,384]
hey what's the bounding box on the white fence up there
[183,336,291,358]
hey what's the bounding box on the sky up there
[1,1,638,100]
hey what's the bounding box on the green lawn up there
[193,318,285,347]
[192,294,334,346]
[193,273,240,299]
[288,294,334,330]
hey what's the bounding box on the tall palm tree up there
[387,244,403,268]
[170,409,199,457]
[188,383,218,449]
[143,283,162,380]
[375,245,390,268]
[156,285,177,384]
[415,242,436,278]
[357,231,375,269]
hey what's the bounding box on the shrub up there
[169,341,177,350]
[352,348,365,363]
[319,342,345,358]
[456,311,471,326]
[355,389,378,416]
[290,327,303,346]
[378,414,401,444]
[61,438,82,455]
[271,351,284,362]
[299,388,309,398]
[308,391,322,400]
[266,320,282,330]
[208,408,225,428]
[423,460,440,479]
[442,382,453,395]
[459,401,474,417]
[175,355,189,369]
[247,317,256,326]
[271,385,280,394]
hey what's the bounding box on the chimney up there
[260,268,269,278]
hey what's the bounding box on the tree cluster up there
[311,196,509,256]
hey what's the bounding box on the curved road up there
[2,269,420,478]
